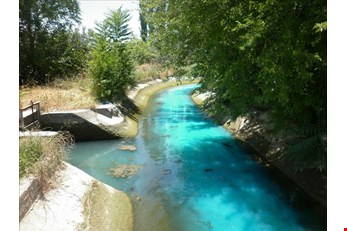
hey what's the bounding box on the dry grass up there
[19,75,98,113]
[134,63,174,82]
[19,64,174,112]
[19,132,74,192]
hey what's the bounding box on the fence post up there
[37,102,41,120]
[31,101,34,124]
[19,101,41,128]
[19,109,24,128]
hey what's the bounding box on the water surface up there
[69,84,325,231]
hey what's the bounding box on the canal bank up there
[190,91,327,212]
[20,163,134,231]
[20,78,198,230]
[38,78,199,141]
[69,84,325,231]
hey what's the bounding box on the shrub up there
[89,39,135,102]
[128,39,158,65]
[88,8,135,103]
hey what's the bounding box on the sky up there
[78,0,141,37]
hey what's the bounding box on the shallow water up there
[68,84,325,231]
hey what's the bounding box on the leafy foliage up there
[142,0,326,171]
[88,8,135,104]
[287,131,327,172]
[139,0,150,42]
[20,136,43,177]
[89,39,135,101]
[128,39,158,65]
[19,0,87,84]
[286,111,327,172]
[93,7,133,43]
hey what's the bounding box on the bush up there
[88,8,136,103]
[89,39,135,102]
[128,39,158,65]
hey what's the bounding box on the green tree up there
[89,40,134,101]
[88,8,135,103]
[19,0,84,84]
[93,7,133,43]
[128,39,158,65]
[139,0,149,42]
[141,0,326,171]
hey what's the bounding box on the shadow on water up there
[234,139,327,227]
[117,95,141,121]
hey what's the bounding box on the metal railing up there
[19,101,41,128]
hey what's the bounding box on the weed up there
[19,132,74,192]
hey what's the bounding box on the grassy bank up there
[19,133,74,190]
[19,64,175,112]
[19,75,98,112]
[18,56,196,183]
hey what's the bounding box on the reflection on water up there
[69,84,325,231]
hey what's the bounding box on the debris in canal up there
[117,144,137,151]
[109,164,142,178]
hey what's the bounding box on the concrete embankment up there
[190,91,327,210]
[39,78,198,141]
[20,78,199,230]
[119,78,200,137]
[20,163,133,231]
[39,107,124,141]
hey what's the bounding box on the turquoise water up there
[68,84,325,231]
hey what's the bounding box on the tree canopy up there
[19,0,327,171]
[141,0,327,171]
[19,0,87,84]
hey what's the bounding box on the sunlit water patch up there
[69,84,325,231]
